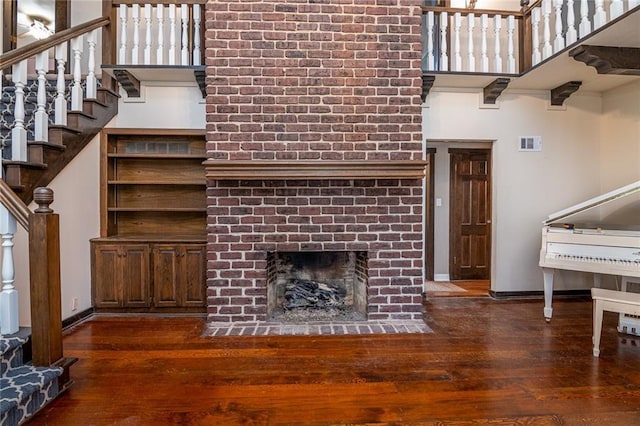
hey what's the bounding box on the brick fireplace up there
[204,0,426,328]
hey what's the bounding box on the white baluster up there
[144,4,152,64]
[439,12,448,71]
[594,0,606,29]
[86,30,97,99]
[453,13,462,71]
[480,14,489,73]
[553,0,565,53]
[131,4,140,65]
[542,0,553,60]
[0,208,18,335]
[181,5,189,65]
[193,4,202,66]
[70,36,84,111]
[157,4,164,65]
[34,51,49,142]
[507,15,516,73]
[11,61,27,162]
[610,0,624,19]
[578,0,591,38]
[426,11,435,71]
[493,15,502,73]
[54,43,67,126]
[531,7,542,65]
[119,4,128,64]
[467,13,475,72]
[566,0,577,45]
[169,4,177,65]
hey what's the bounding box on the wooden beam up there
[483,78,510,105]
[112,69,141,97]
[421,75,435,102]
[550,81,582,106]
[570,45,640,76]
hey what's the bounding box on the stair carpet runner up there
[1,334,63,425]
[0,78,82,159]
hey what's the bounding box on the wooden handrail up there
[421,6,524,19]
[0,179,30,231]
[0,17,110,70]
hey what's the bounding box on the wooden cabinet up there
[92,129,207,313]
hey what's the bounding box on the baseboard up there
[489,289,591,299]
[434,274,450,282]
[62,307,95,332]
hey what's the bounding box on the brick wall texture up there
[205,0,425,322]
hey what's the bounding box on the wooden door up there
[182,244,206,307]
[121,245,151,307]
[449,149,491,280]
[152,245,180,307]
[92,244,123,308]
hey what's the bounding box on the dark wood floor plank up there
[28,297,640,425]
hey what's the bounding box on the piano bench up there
[591,288,640,357]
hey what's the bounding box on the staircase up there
[1,76,119,204]
[0,333,64,426]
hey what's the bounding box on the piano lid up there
[544,180,640,225]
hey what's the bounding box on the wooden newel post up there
[28,187,63,368]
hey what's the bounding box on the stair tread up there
[0,336,27,357]
[2,160,47,169]
[0,365,63,407]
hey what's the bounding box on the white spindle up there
[426,11,435,71]
[493,15,502,73]
[610,0,624,19]
[0,207,18,336]
[566,0,577,45]
[531,8,542,65]
[144,4,152,65]
[132,4,140,65]
[594,0,606,29]
[553,0,565,53]
[86,30,97,99]
[453,13,462,71]
[542,0,553,60]
[169,4,177,65]
[34,51,49,142]
[119,4,128,63]
[157,5,164,65]
[11,61,27,161]
[467,13,475,72]
[54,44,67,126]
[70,36,84,111]
[193,4,202,66]
[439,12,449,71]
[181,5,189,65]
[578,0,591,38]
[507,15,516,73]
[480,14,489,73]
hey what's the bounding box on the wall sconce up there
[28,19,54,40]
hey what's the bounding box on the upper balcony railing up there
[422,0,640,75]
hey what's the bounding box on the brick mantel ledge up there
[204,160,427,180]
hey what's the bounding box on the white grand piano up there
[540,180,640,323]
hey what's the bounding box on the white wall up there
[424,89,605,293]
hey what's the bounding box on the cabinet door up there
[181,244,206,307]
[152,245,180,307]
[121,245,151,307]
[93,244,123,308]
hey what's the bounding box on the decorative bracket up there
[112,69,141,98]
[550,81,582,106]
[194,69,206,98]
[483,78,510,105]
[569,45,640,76]
[421,75,435,102]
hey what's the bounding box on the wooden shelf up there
[204,160,428,180]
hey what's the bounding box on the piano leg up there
[543,268,554,321]
[592,296,603,357]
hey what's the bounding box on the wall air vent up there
[519,136,542,152]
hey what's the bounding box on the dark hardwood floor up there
[29,297,640,425]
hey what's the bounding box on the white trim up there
[434,274,450,282]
